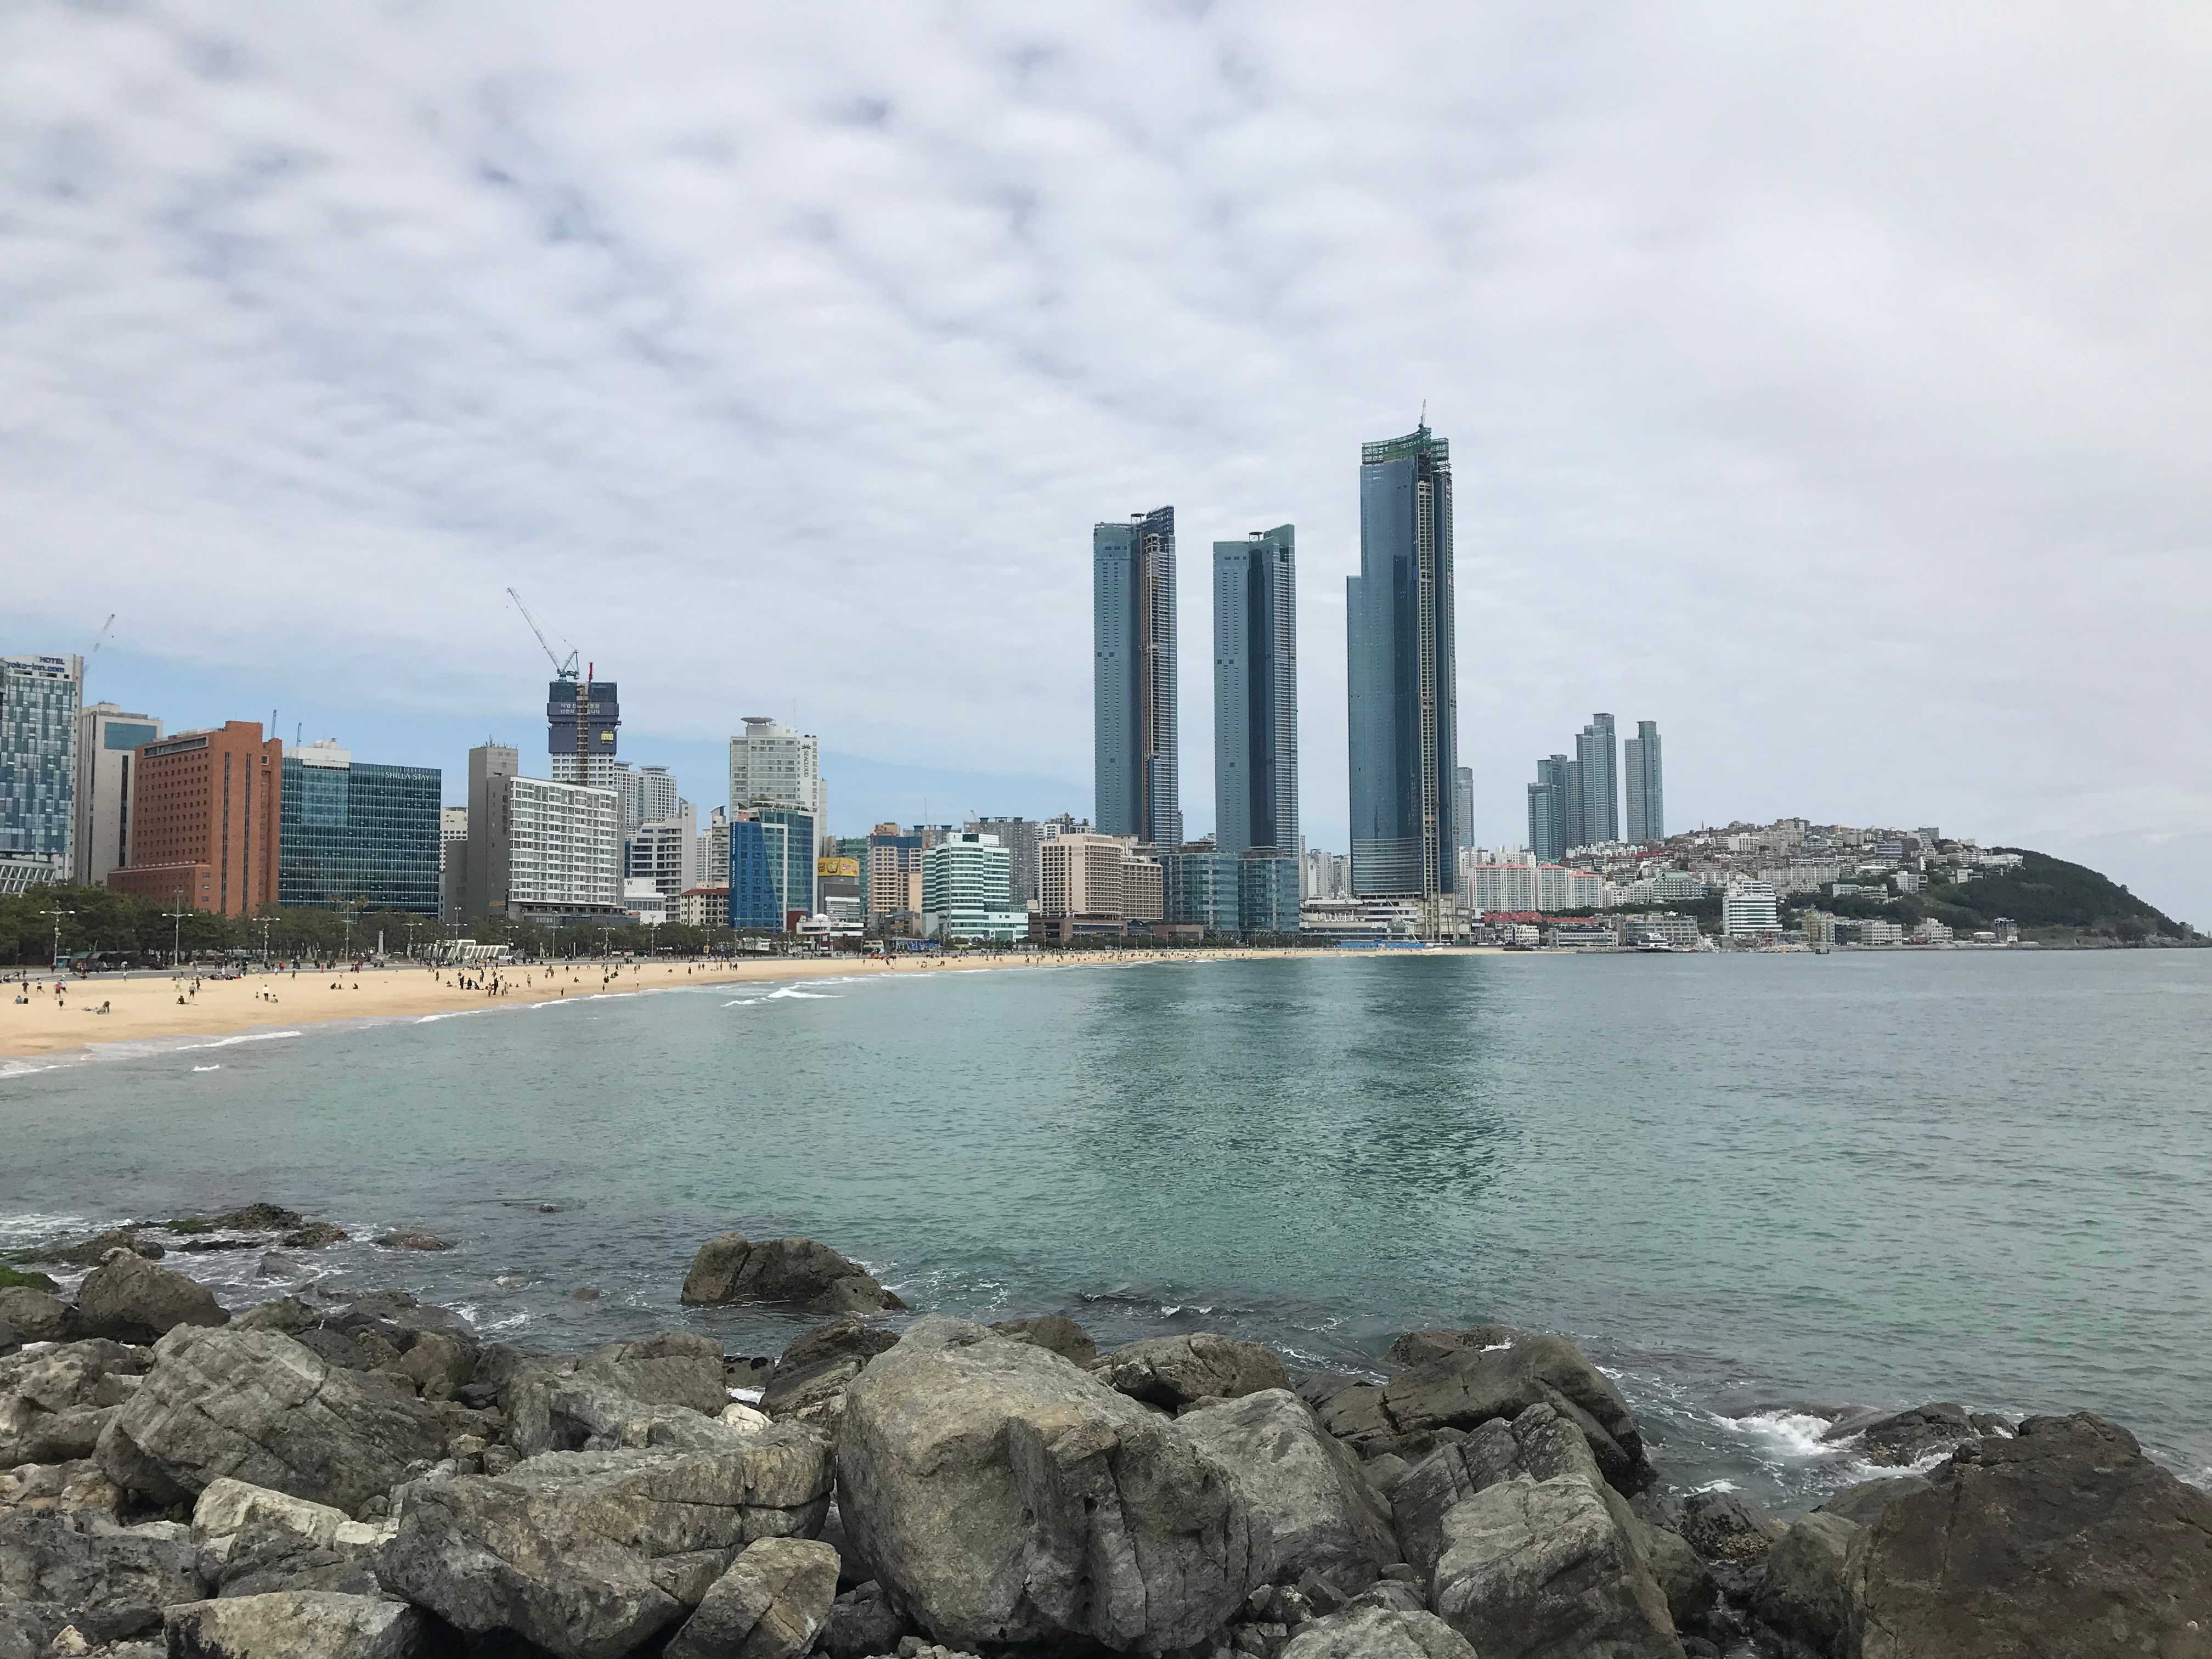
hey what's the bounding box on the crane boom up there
[506,587,579,680]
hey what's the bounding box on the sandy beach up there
[1,946,1373,1062]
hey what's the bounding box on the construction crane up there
[506,588,579,681]
[86,613,116,669]
[506,588,595,782]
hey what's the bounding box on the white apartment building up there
[615,763,681,834]
[922,832,1026,941]
[1303,848,1352,901]
[1722,879,1781,936]
[505,777,620,912]
[72,701,163,886]
[625,802,698,898]
[697,805,730,888]
[729,716,824,823]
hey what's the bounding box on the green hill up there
[1825,849,2186,943]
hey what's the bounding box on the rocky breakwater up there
[0,1224,2205,1659]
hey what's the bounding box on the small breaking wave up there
[174,1030,302,1052]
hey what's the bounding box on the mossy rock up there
[0,1263,59,1293]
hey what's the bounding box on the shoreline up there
[3,946,1380,1064]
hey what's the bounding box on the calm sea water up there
[4,950,2207,1508]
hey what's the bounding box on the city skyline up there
[3,8,2204,924]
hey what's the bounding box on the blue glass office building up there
[1160,849,1300,938]
[728,819,781,931]
[1094,507,1181,847]
[755,806,816,918]
[277,750,441,912]
[1160,852,1240,934]
[1347,425,1457,898]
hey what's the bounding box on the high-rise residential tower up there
[0,653,83,894]
[1212,525,1297,858]
[1527,753,1571,864]
[1453,766,1475,851]
[72,701,162,888]
[1094,506,1180,848]
[1624,720,1664,843]
[1347,424,1457,900]
[1575,713,1618,848]
[548,678,620,792]
[729,717,824,824]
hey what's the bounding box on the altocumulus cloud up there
[3,3,2208,918]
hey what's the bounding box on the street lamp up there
[41,905,66,970]
[165,890,193,970]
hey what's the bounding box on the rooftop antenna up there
[1419,398,1427,430]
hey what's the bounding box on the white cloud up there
[4,2,2208,917]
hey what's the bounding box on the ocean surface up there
[5,949,2208,1509]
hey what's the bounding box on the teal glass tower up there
[1094,507,1181,848]
[1212,526,1298,859]
[278,749,441,912]
[1347,425,1457,898]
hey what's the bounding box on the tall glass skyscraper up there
[1212,525,1297,857]
[1527,753,1570,863]
[1624,720,1664,843]
[0,653,83,894]
[1347,425,1457,898]
[1094,506,1181,848]
[278,740,441,913]
[1575,713,1618,847]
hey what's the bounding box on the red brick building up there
[107,722,281,916]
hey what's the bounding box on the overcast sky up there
[6,3,2208,923]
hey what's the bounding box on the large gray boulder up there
[1090,1333,1291,1412]
[1751,1510,1858,1657]
[571,1331,728,1417]
[73,1250,228,1344]
[507,1331,730,1457]
[665,1536,842,1659]
[0,1286,79,1345]
[836,1316,1263,1651]
[95,1327,445,1513]
[1177,1388,1397,1594]
[510,1374,765,1458]
[1815,1471,1932,1527]
[165,1590,422,1658]
[193,1477,394,1599]
[680,1233,906,1314]
[2,1340,146,1471]
[1300,1373,1395,1447]
[1279,1602,1480,1659]
[1818,1401,1978,1468]
[1380,1328,1649,1489]
[1430,1475,1683,1659]
[0,1510,207,1644]
[1848,1413,2212,1659]
[821,1580,910,1659]
[377,1425,834,1659]
[1391,1401,1600,1582]
[760,1316,900,1426]
[988,1315,1097,1367]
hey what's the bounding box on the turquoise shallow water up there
[4,949,2208,1508]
